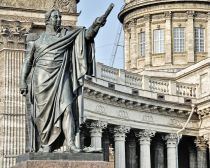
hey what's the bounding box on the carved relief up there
[118,110,129,119]
[54,0,76,13]
[142,115,154,123]
[95,104,106,115]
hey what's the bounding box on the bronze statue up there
[20,4,114,153]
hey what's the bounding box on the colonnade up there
[84,120,209,168]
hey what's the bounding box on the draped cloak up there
[28,28,95,151]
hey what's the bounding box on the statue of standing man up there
[20,4,114,153]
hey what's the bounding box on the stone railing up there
[176,83,197,98]
[95,63,198,98]
[149,79,169,94]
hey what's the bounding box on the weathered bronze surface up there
[20,5,113,153]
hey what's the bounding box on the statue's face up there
[49,10,61,30]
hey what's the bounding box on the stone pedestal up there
[16,152,104,163]
[12,160,114,168]
[12,152,114,168]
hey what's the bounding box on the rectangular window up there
[195,28,205,52]
[153,29,164,54]
[173,28,185,52]
[139,32,145,57]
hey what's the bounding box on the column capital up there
[144,14,151,21]
[114,126,130,141]
[164,11,172,19]
[135,129,156,144]
[89,120,107,134]
[164,133,179,147]
[195,136,208,150]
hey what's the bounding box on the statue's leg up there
[62,106,81,153]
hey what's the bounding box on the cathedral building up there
[0,0,210,168]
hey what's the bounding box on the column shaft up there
[114,126,130,168]
[165,134,178,168]
[136,130,155,168]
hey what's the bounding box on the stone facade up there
[119,0,210,72]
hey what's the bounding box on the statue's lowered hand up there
[20,82,28,96]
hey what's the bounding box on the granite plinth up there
[16,152,104,163]
[12,160,114,168]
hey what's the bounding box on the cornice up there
[119,0,210,23]
[84,79,194,118]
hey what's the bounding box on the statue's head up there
[45,9,61,30]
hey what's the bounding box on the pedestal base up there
[12,160,114,168]
[16,152,104,163]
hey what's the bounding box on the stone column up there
[164,133,178,168]
[165,11,172,65]
[90,121,107,152]
[144,14,151,66]
[186,11,195,63]
[114,126,130,168]
[126,133,137,168]
[195,136,208,168]
[204,134,210,168]
[130,19,137,69]
[136,129,156,168]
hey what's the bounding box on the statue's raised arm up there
[85,3,114,40]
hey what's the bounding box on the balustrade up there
[176,83,197,98]
[95,63,199,98]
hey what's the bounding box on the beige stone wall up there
[120,1,210,72]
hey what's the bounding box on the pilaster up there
[114,126,130,168]
[165,11,172,65]
[186,11,195,63]
[208,12,210,58]
[124,24,131,70]
[144,14,152,66]
[130,19,137,69]
[136,129,155,168]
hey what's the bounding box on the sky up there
[77,0,124,69]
